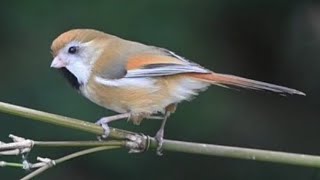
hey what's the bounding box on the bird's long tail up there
[189,73,305,96]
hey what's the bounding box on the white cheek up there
[66,61,91,85]
[57,41,103,86]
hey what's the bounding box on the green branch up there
[0,102,132,140]
[161,140,320,168]
[1,101,320,168]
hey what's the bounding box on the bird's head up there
[50,29,111,88]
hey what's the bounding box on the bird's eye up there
[68,46,78,54]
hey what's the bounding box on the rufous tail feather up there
[189,73,305,96]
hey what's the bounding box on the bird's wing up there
[124,48,211,78]
[94,48,211,87]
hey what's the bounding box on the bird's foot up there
[155,129,164,156]
[95,117,111,140]
[95,113,131,140]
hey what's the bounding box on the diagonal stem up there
[0,102,133,139]
[21,146,120,180]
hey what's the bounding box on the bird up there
[50,29,305,154]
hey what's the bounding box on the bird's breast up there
[82,77,162,114]
[82,75,209,115]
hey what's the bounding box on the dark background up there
[0,1,318,179]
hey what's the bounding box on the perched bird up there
[50,29,305,154]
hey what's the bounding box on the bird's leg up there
[95,113,131,139]
[154,113,169,155]
[154,103,177,155]
[147,115,164,120]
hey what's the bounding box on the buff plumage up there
[50,29,305,154]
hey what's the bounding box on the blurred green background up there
[0,0,318,179]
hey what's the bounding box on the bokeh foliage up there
[0,1,318,179]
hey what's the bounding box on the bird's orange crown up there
[51,29,110,57]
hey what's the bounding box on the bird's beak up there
[50,57,66,68]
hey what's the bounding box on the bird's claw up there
[155,129,164,156]
[95,118,111,140]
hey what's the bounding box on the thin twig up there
[0,134,126,150]
[0,149,23,156]
[0,161,24,168]
[21,146,120,180]
[34,140,126,147]
[0,134,128,156]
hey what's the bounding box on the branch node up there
[22,160,31,170]
[0,134,34,156]
[125,134,150,153]
[37,157,56,167]
[9,134,25,142]
[0,161,6,167]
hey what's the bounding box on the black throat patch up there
[59,67,82,90]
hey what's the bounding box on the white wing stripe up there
[95,76,156,88]
[125,65,210,78]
